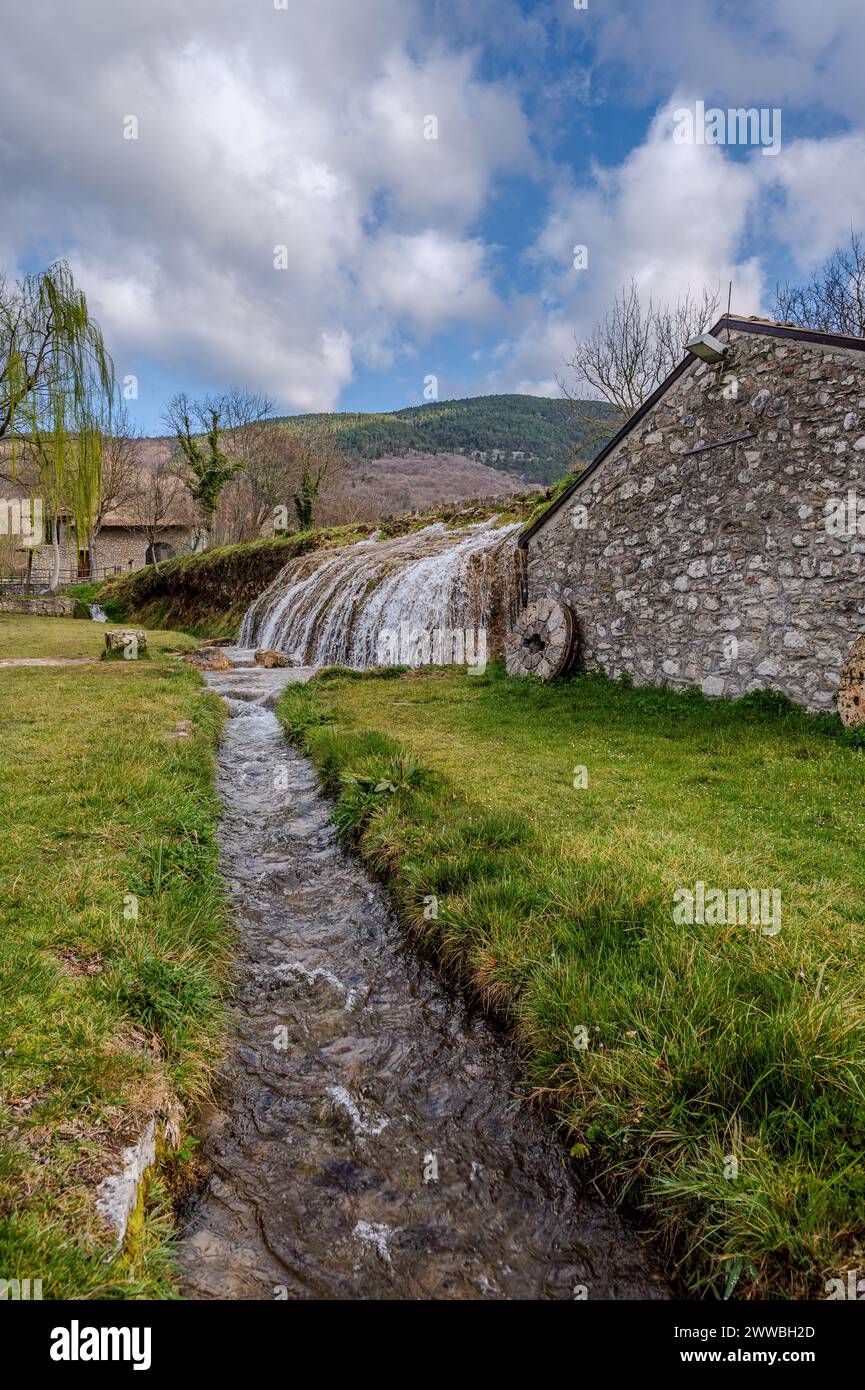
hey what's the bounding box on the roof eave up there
[518,316,865,547]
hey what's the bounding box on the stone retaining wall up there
[0,596,76,617]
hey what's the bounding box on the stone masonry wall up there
[95,525,194,576]
[526,327,865,712]
[0,596,75,616]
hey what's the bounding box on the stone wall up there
[525,326,865,712]
[0,596,75,616]
[95,525,194,577]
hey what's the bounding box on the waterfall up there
[89,604,108,622]
[239,521,522,668]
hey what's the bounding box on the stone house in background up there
[85,497,198,577]
[520,316,865,712]
[0,478,197,585]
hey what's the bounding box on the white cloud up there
[488,99,766,395]
[362,231,500,336]
[591,0,865,124]
[3,1,865,420]
[765,133,865,266]
[0,0,529,414]
[481,88,865,398]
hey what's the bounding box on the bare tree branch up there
[163,388,276,542]
[129,455,184,572]
[214,424,343,543]
[559,279,721,453]
[774,231,865,337]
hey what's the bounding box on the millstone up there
[838,634,865,726]
[505,599,578,680]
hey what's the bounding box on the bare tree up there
[560,279,721,450]
[214,424,298,544]
[215,424,343,543]
[130,456,184,573]
[87,401,142,577]
[216,388,277,467]
[163,388,275,544]
[774,231,865,338]
[316,463,369,526]
[290,431,336,530]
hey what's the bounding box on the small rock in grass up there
[104,629,147,658]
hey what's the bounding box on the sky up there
[2,0,864,433]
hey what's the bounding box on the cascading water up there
[88,604,108,622]
[239,522,522,667]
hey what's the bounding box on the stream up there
[178,652,666,1300]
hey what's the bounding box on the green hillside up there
[275,394,618,484]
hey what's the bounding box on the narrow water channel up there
[178,654,666,1300]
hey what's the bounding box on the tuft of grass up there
[276,665,865,1300]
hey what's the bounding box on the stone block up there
[104,629,147,657]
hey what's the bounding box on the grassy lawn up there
[278,665,865,1300]
[0,613,198,661]
[0,614,229,1298]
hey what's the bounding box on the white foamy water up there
[326,1085,390,1137]
[277,960,358,1010]
[239,522,521,667]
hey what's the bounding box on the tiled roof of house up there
[0,448,195,528]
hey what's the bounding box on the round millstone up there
[506,599,578,680]
[838,634,865,726]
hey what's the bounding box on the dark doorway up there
[145,542,175,565]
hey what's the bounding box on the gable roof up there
[518,315,865,547]
[101,496,197,528]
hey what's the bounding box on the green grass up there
[0,614,198,661]
[59,581,127,623]
[277,664,865,1300]
[0,615,230,1298]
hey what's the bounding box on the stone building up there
[520,316,865,712]
[0,482,197,585]
[87,502,198,578]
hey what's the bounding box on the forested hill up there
[275,395,619,484]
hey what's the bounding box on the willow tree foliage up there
[0,261,114,584]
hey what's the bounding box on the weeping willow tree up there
[0,261,114,586]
